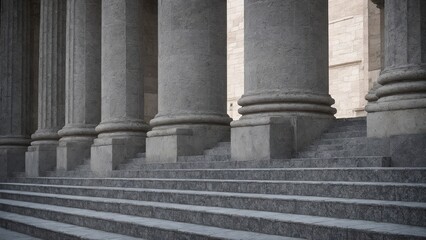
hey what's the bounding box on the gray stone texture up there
[0,0,32,177]
[366,0,426,137]
[146,0,231,163]
[25,0,67,177]
[56,0,101,171]
[365,0,426,167]
[91,0,149,176]
[231,0,336,161]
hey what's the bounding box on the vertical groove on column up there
[32,0,66,141]
[58,0,101,138]
[0,0,32,145]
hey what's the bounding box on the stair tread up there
[0,211,142,240]
[2,189,425,212]
[1,199,425,238]
[0,227,42,240]
[0,199,299,240]
[2,183,425,208]
[11,177,426,186]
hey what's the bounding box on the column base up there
[57,138,93,171]
[0,146,27,178]
[91,134,145,176]
[367,108,426,138]
[25,142,58,177]
[231,115,334,161]
[146,125,230,163]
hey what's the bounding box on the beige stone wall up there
[227,0,244,119]
[226,0,382,119]
[329,0,365,118]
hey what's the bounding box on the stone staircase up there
[1,117,426,239]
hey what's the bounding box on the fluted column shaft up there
[0,0,32,177]
[56,0,101,171]
[91,0,149,175]
[25,0,66,177]
[146,0,230,163]
[231,0,335,161]
[366,0,426,137]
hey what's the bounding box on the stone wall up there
[226,0,382,119]
[226,0,244,119]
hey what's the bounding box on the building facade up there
[0,0,425,178]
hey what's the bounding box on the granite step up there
[305,144,346,151]
[0,227,42,240]
[204,146,231,156]
[333,117,366,126]
[108,168,426,183]
[325,124,366,133]
[0,211,141,240]
[321,131,367,139]
[1,189,425,227]
[297,150,380,158]
[4,178,425,202]
[0,200,297,240]
[178,155,231,162]
[1,199,425,240]
[312,137,368,146]
[116,156,389,171]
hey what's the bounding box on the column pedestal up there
[365,0,426,166]
[146,0,230,163]
[25,0,66,177]
[231,0,335,161]
[91,0,148,176]
[0,0,32,177]
[56,0,101,171]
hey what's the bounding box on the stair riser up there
[314,138,368,146]
[322,131,367,139]
[297,149,378,158]
[0,204,215,240]
[325,125,366,133]
[1,192,425,227]
[117,157,389,170]
[110,169,426,183]
[204,147,231,156]
[0,219,81,240]
[177,155,231,163]
[305,144,345,151]
[3,180,425,202]
[0,203,421,240]
[46,171,96,178]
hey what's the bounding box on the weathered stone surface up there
[366,0,426,137]
[91,0,149,176]
[146,0,231,163]
[57,0,101,171]
[231,0,335,161]
[0,0,32,176]
[25,0,67,177]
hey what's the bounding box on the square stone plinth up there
[91,135,145,176]
[57,140,93,171]
[231,116,334,161]
[0,146,27,178]
[25,143,58,177]
[146,125,230,163]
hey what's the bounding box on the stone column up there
[0,0,32,178]
[91,0,149,175]
[231,0,336,161]
[366,0,426,137]
[56,0,101,171]
[25,0,66,177]
[146,0,230,163]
